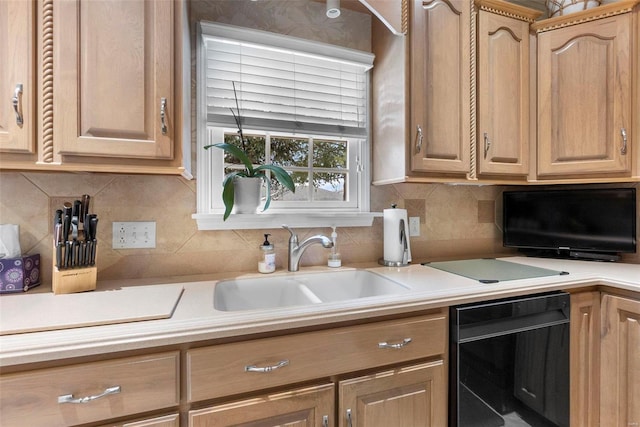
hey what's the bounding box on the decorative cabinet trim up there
[531,0,640,33]
[475,0,543,23]
[40,0,54,163]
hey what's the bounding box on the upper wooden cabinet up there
[55,0,173,160]
[476,0,540,177]
[0,0,36,155]
[410,0,471,175]
[534,6,635,178]
[0,0,186,175]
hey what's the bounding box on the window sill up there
[192,211,380,230]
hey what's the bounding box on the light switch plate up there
[112,221,156,249]
[409,217,420,237]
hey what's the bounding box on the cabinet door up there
[537,14,632,177]
[477,10,530,176]
[98,413,180,427]
[188,383,334,427]
[0,0,35,154]
[570,291,600,427]
[410,0,471,174]
[338,360,447,427]
[600,294,640,427]
[54,0,173,160]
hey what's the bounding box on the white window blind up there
[200,22,374,138]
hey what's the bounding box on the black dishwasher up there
[450,292,570,427]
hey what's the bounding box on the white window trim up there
[193,22,377,230]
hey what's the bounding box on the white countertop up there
[1,256,638,368]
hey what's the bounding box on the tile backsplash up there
[0,171,519,285]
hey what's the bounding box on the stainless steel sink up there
[214,270,410,311]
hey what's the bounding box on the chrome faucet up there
[282,225,333,272]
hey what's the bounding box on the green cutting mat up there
[423,258,568,283]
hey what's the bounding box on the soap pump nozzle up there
[328,226,341,267]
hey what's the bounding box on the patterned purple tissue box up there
[0,254,41,293]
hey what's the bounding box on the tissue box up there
[0,254,41,293]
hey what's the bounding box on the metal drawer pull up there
[322,415,329,427]
[12,84,23,126]
[621,128,627,155]
[160,97,168,135]
[415,125,423,154]
[57,385,121,404]
[244,359,289,373]
[483,132,491,159]
[378,338,412,349]
[347,408,353,427]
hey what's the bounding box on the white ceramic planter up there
[546,0,601,17]
[233,176,262,214]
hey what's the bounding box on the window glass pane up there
[313,172,346,201]
[271,171,309,201]
[271,137,308,167]
[223,134,265,173]
[313,140,347,169]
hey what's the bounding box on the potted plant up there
[204,83,295,220]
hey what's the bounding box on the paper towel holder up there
[379,209,411,267]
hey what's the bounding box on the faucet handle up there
[282,224,298,243]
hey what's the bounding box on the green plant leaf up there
[221,171,244,220]
[205,143,255,176]
[262,175,271,211]
[255,165,295,192]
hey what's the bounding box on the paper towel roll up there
[383,208,411,263]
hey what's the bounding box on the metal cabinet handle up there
[12,84,23,126]
[244,359,289,373]
[378,338,412,349]
[58,385,121,404]
[621,128,627,155]
[483,132,491,159]
[347,408,353,427]
[415,125,423,154]
[322,415,329,427]
[160,97,168,135]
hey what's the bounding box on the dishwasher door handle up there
[456,310,569,343]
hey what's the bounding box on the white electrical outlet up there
[409,217,420,237]
[112,221,156,249]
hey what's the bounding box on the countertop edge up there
[1,257,638,368]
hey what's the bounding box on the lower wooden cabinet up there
[0,352,179,427]
[189,383,335,427]
[569,291,601,427]
[600,293,640,427]
[186,311,448,427]
[188,360,448,427]
[339,360,447,427]
[570,290,640,427]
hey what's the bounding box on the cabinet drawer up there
[187,311,447,402]
[0,351,179,427]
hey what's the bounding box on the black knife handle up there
[80,194,90,222]
[90,240,97,266]
[62,203,72,242]
[56,243,63,269]
[65,241,72,269]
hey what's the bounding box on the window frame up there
[193,22,377,230]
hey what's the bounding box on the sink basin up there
[214,270,410,311]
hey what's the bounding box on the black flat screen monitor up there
[503,188,636,260]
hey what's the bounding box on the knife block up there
[51,246,97,294]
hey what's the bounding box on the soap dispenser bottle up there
[327,226,341,267]
[258,233,276,273]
